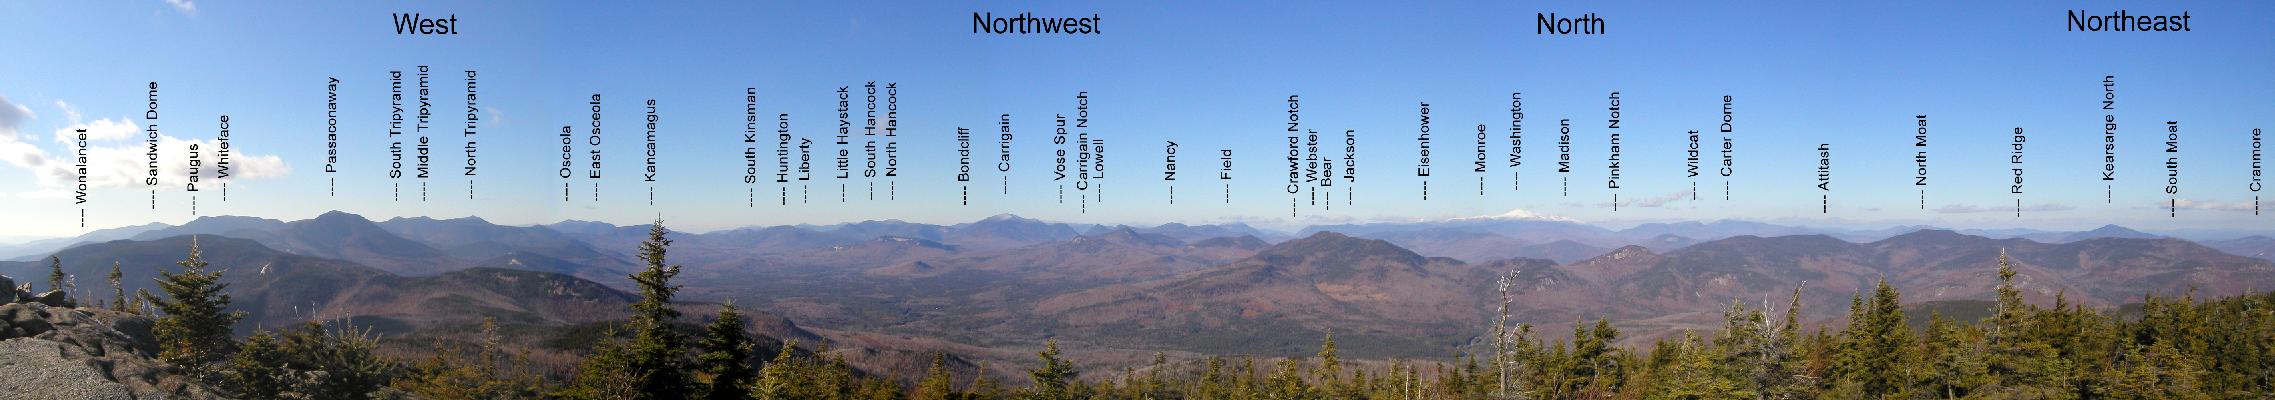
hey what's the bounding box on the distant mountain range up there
[1033,232,1552,357]
[0,235,636,335]
[10,213,2267,266]
[0,222,168,262]
[0,233,845,383]
[2201,235,2275,261]
[1030,228,2269,353]
[1515,229,2272,343]
[1357,228,1608,263]
[3,211,2271,362]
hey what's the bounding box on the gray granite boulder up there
[31,290,74,308]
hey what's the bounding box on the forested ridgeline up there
[13,224,2273,399]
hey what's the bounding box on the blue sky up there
[0,0,2270,238]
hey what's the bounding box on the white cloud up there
[2027,203,2077,212]
[162,0,196,15]
[1935,203,2075,214]
[0,140,45,169]
[53,100,80,122]
[1454,208,1581,223]
[1934,204,1991,214]
[0,92,291,198]
[0,95,32,141]
[0,96,42,169]
[53,118,138,143]
[44,127,292,191]
[1602,188,1695,209]
[2170,199,2257,211]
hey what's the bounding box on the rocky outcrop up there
[0,274,18,303]
[0,278,221,399]
[31,290,74,308]
[0,338,142,399]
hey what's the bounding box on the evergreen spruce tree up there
[1714,295,1810,399]
[1374,360,1399,399]
[2031,291,2095,398]
[214,320,393,399]
[822,348,856,398]
[1833,291,1867,385]
[1349,369,1371,399]
[1028,339,1079,400]
[145,236,246,369]
[1507,323,1540,398]
[1238,357,1260,399]
[1921,312,1990,399]
[1714,299,1765,392]
[1542,342,1573,398]
[562,220,693,399]
[750,340,799,400]
[1450,362,1470,399]
[395,318,546,399]
[2103,341,2209,399]
[1799,325,1837,391]
[1989,249,2030,343]
[47,255,65,292]
[1982,249,2073,398]
[971,363,1004,400]
[107,261,126,312]
[1459,353,1485,396]
[1568,318,1623,395]
[2063,300,2123,397]
[1317,331,1343,395]
[1197,356,1226,400]
[1855,279,1916,399]
[915,352,956,400]
[225,329,293,397]
[625,219,691,398]
[858,378,903,400]
[1115,366,1136,399]
[697,302,757,400]
[1644,336,1681,374]
[1144,352,1167,399]
[559,328,637,399]
[1648,331,1748,399]
[1266,357,1309,399]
